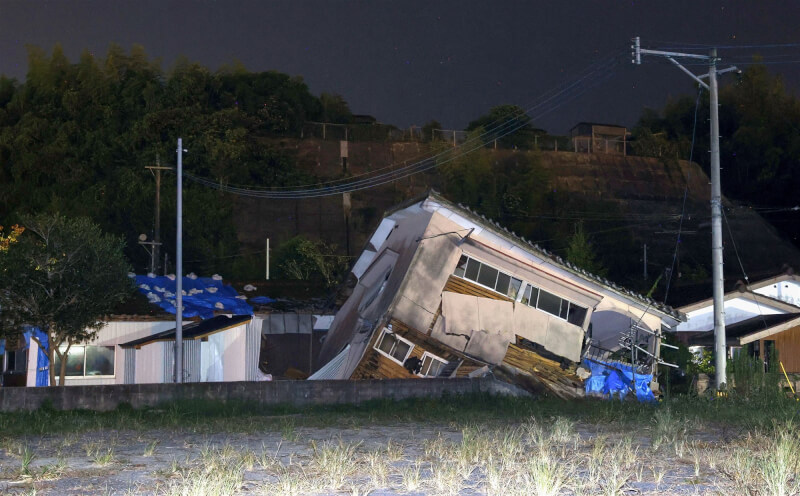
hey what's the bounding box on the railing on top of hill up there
[300,121,633,155]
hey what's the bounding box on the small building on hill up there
[311,191,683,397]
[570,122,628,155]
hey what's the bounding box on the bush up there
[273,236,348,287]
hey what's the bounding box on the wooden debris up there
[496,343,584,399]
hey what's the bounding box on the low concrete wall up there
[0,377,528,412]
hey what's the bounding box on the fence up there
[0,377,528,412]
[300,122,636,156]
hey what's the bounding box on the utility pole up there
[145,154,172,274]
[632,37,737,391]
[175,138,184,384]
[643,243,647,280]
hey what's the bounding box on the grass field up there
[0,392,798,495]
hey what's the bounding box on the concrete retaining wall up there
[0,377,528,412]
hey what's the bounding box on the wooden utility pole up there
[145,154,172,274]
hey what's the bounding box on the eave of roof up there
[689,313,800,347]
[679,285,800,314]
[425,190,684,322]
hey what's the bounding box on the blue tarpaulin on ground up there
[131,274,253,319]
[583,359,656,402]
[23,327,49,387]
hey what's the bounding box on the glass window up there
[464,258,480,281]
[53,345,115,377]
[64,346,85,376]
[86,346,115,376]
[392,340,411,362]
[521,285,532,305]
[537,290,562,316]
[5,349,27,374]
[559,299,570,319]
[374,328,414,365]
[567,304,588,326]
[508,277,522,300]
[476,264,499,289]
[496,272,511,295]
[454,255,468,278]
[419,353,448,377]
[377,333,395,354]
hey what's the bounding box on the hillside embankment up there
[231,138,800,306]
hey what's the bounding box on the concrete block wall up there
[0,377,528,412]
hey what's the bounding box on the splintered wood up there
[497,343,584,399]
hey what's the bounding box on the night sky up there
[1,1,799,134]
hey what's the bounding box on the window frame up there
[53,344,116,379]
[417,351,449,378]
[373,328,415,366]
[453,254,522,300]
[521,283,588,327]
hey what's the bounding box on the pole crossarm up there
[638,48,710,61]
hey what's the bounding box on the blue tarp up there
[23,327,49,387]
[249,296,276,305]
[583,359,656,402]
[131,274,253,319]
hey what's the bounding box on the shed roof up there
[119,315,251,349]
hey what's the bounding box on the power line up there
[184,55,623,199]
[664,86,702,304]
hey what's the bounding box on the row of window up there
[374,328,447,377]
[454,255,522,300]
[453,254,588,327]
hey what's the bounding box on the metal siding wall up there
[163,343,174,383]
[246,319,264,381]
[183,340,200,382]
[124,348,135,384]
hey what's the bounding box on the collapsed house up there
[311,192,684,397]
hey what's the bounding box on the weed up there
[385,438,403,461]
[144,439,159,457]
[280,418,300,442]
[311,438,361,491]
[20,445,35,476]
[429,460,462,495]
[93,447,115,466]
[364,449,388,488]
[400,461,422,492]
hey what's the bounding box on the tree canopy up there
[466,104,545,149]
[0,214,132,386]
[632,64,800,246]
[0,44,327,278]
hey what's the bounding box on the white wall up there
[28,320,174,387]
[754,281,800,308]
[676,297,784,333]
